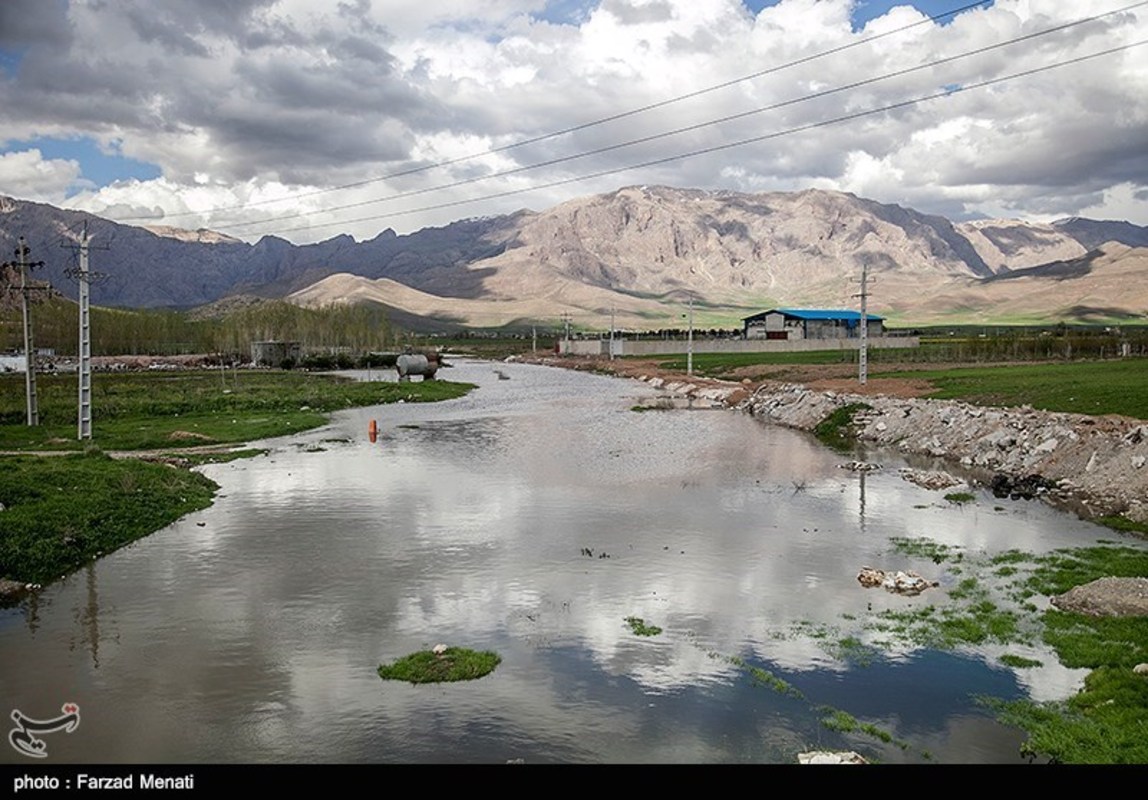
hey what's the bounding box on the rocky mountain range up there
[1,187,1146,328]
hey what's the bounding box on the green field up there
[883,360,1148,420]
[0,371,474,451]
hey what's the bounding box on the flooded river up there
[0,359,1136,763]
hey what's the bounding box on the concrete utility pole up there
[562,312,571,355]
[852,259,873,386]
[77,224,93,439]
[687,294,694,377]
[64,223,108,440]
[6,238,47,426]
[609,306,615,360]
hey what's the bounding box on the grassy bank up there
[0,451,218,585]
[0,370,474,451]
[0,370,475,588]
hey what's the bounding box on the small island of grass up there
[378,647,502,684]
[625,616,663,637]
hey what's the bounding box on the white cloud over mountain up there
[0,0,1145,243]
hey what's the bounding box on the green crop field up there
[883,360,1148,420]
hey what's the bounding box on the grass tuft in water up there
[818,707,909,750]
[889,536,963,564]
[624,616,663,637]
[720,655,804,699]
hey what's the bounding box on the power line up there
[112,1,994,224]
[216,2,1146,236]
[248,39,1148,239]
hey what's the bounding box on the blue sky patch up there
[5,136,162,193]
[742,0,992,31]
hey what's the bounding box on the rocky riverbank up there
[740,384,1148,522]
[620,367,1148,527]
[523,355,1148,527]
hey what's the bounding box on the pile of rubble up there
[740,384,1148,524]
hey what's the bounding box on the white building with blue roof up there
[742,309,885,340]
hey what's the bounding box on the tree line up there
[0,299,396,358]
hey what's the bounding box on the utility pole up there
[77,225,92,439]
[4,238,47,425]
[852,259,873,386]
[687,294,694,377]
[609,306,615,360]
[531,325,537,354]
[562,312,571,355]
[64,224,108,440]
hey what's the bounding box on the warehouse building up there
[742,309,885,341]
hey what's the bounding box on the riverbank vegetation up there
[812,403,871,451]
[0,451,218,585]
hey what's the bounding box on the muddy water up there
[0,359,1135,763]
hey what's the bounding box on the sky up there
[0,0,1146,244]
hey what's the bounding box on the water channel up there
[1,358,1137,764]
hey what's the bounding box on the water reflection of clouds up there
[4,360,1142,763]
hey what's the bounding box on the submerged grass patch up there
[818,707,910,750]
[1025,545,1148,597]
[1095,515,1148,536]
[717,654,804,699]
[944,492,976,504]
[377,647,501,684]
[861,539,1148,763]
[872,601,1025,649]
[889,536,963,564]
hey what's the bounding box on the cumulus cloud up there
[0,0,1146,242]
[0,149,87,203]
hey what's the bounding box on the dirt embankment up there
[743,384,1148,522]
[524,355,1148,525]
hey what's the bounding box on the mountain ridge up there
[2,188,1146,326]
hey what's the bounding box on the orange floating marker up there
[368,419,378,443]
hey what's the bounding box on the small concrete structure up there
[743,309,885,341]
[251,340,302,367]
[0,355,27,373]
